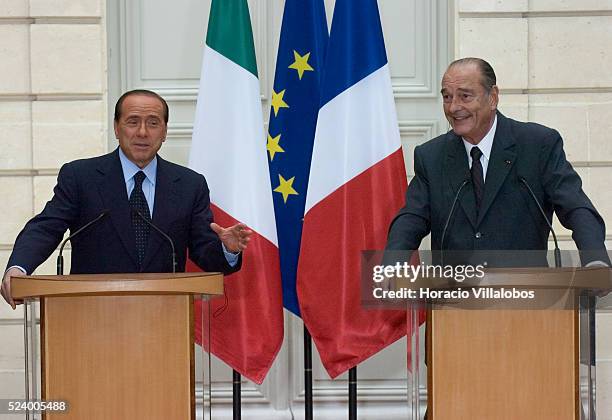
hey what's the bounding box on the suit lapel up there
[477,113,517,226]
[96,149,139,267]
[444,133,478,228]
[141,156,179,270]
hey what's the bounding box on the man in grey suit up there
[387,58,609,420]
[386,57,609,266]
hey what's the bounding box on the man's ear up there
[161,124,168,142]
[113,121,119,139]
[490,85,499,110]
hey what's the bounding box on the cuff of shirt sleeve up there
[585,260,609,268]
[221,244,240,267]
[5,265,27,275]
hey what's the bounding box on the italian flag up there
[188,0,283,384]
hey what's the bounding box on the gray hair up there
[448,57,497,93]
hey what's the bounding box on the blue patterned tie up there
[130,171,150,268]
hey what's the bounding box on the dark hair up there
[448,57,497,93]
[114,89,169,124]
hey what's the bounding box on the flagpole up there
[304,327,313,420]
[349,367,357,419]
[233,370,241,419]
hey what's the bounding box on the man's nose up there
[137,121,147,136]
[448,96,462,113]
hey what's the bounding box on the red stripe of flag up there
[188,205,283,384]
[297,148,409,378]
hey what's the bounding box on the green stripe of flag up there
[206,0,258,77]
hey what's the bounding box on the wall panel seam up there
[0,319,24,326]
[459,11,612,19]
[0,94,104,101]
[0,17,102,24]
[0,170,60,177]
[501,88,612,95]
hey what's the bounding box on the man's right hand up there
[1,267,25,309]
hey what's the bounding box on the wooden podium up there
[11,272,223,420]
[404,266,612,420]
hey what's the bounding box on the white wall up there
[1,0,611,418]
[0,2,106,419]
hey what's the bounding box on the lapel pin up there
[505,160,512,165]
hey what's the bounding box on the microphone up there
[57,210,109,275]
[440,177,471,266]
[133,209,177,273]
[518,176,562,267]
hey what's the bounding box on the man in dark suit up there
[387,58,609,420]
[386,57,609,266]
[1,89,251,308]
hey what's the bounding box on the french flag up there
[297,0,408,378]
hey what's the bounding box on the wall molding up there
[571,161,612,168]
[556,234,612,242]
[0,17,101,24]
[0,94,103,101]
[398,120,438,141]
[0,243,70,251]
[33,94,103,101]
[0,18,33,24]
[153,87,266,103]
[0,319,24,326]
[459,11,612,19]
[166,123,194,139]
[199,384,271,404]
[33,17,101,24]
[0,169,59,177]
[0,94,35,101]
[501,88,612,95]
[390,0,439,98]
[124,1,268,92]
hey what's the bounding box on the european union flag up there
[267,0,328,316]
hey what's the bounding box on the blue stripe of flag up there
[267,0,328,316]
[320,0,388,108]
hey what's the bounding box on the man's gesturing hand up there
[211,222,253,253]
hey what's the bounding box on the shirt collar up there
[462,114,497,161]
[118,147,157,186]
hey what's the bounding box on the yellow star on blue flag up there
[266,0,328,316]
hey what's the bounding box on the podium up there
[11,272,223,420]
[404,266,612,420]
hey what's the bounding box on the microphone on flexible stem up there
[133,209,177,274]
[518,176,562,268]
[57,210,109,275]
[440,177,471,266]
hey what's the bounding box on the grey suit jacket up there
[386,112,609,266]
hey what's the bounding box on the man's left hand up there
[211,222,252,253]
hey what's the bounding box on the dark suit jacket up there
[386,112,609,266]
[7,149,241,275]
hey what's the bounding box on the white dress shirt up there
[462,114,497,182]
